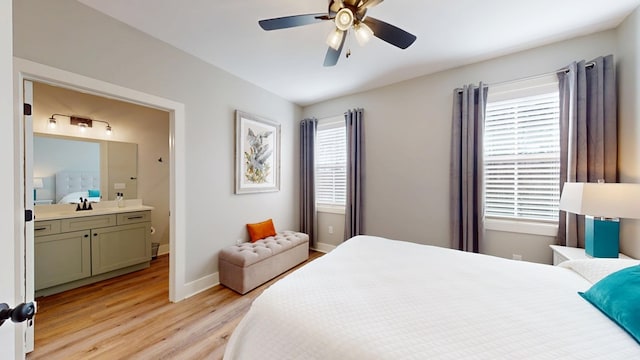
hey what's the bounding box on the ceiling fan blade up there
[259,13,328,31]
[362,16,417,49]
[323,31,347,67]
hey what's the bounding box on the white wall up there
[304,30,621,263]
[13,0,302,284]
[1,0,18,357]
[617,6,640,258]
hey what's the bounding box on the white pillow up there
[559,258,640,284]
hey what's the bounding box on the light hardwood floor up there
[28,251,323,360]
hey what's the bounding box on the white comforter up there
[224,236,640,359]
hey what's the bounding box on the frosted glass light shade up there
[335,8,353,31]
[354,22,374,46]
[326,28,344,50]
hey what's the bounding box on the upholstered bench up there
[219,231,309,294]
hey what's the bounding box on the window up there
[484,76,560,222]
[316,117,346,208]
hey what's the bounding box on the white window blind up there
[484,84,560,222]
[316,118,346,206]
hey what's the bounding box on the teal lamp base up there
[585,216,619,258]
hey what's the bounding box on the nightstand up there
[549,245,632,265]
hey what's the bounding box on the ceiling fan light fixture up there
[354,22,374,46]
[335,8,354,31]
[326,28,344,50]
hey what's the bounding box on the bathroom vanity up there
[34,200,153,297]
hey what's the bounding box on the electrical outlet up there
[328,225,334,234]
[512,254,522,261]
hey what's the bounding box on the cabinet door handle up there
[35,227,47,231]
[93,233,98,237]
[127,216,144,220]
[84,234,89,238]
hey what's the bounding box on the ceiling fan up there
[259,0,417,67]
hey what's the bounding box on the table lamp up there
[559,182,640,258]
[33,178,44,202]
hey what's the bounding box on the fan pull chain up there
[346,29,352,58]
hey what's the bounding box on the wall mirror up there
[33,133,138,205]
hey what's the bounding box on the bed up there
[224,235,640,359]
[55,171,101,203]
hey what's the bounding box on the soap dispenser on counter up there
[116,192,125,208]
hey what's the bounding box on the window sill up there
[317,205,345,215]
[484,217,558,237]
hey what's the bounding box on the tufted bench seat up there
[219,231,309,294]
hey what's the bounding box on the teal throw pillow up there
[579,265,640,344]
[88,189,100,198]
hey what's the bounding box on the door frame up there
[14,58,188,310]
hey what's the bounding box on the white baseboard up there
[181,272,220,299]
[313,242,337,253]
[158,243,170,256]
[174,242,336,301]
[155,243,218,301]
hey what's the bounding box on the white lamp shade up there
[559,182,640,219]
[33,178,44,189]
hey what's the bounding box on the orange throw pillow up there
[246,219,277,242]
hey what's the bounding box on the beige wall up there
[306,30,626,264]
[13,0,302,283]
[618,6,640,258]
[32,82,171,248]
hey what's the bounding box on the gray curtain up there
[345,109,364,239]
[300,118,318,247]
[450,83,488,252]
[557,55,617,247]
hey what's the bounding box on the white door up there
[1,0,19,356]
[23,79,36,353]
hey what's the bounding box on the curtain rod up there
[455,61,596,93]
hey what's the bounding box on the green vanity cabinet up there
[34,230,91,290]
[34,210,152,295]
[92,222,151,275]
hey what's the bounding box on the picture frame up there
[235,110,281,194]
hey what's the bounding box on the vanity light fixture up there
[47,116,57,129]
[49,114,113,135]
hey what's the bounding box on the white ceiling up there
[77,0,640,106]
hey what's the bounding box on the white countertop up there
[35,199,154,221]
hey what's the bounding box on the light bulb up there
[48,117,57,129]
[335,8,353,31]
[105,125,112,135]
[78,123,88,132]
[326,28,344,50]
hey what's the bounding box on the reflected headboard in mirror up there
[55,171,100,203]
[34,133,138,204]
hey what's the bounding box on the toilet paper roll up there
[150,226,156,235]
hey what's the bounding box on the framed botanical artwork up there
[235,110,281,194]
